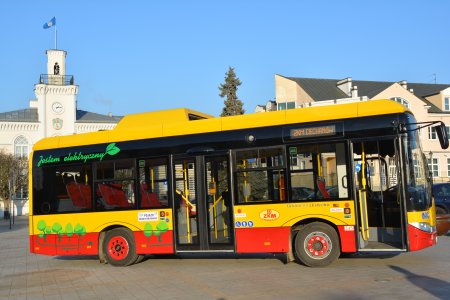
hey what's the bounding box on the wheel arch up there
[291,219,342,267]
[98,224,137,265]
[291,217,340,236]
[290,217,350,253]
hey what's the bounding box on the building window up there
[390,97,410,108]
[14,135,29,158]
[448,158,450,177]
[427,158,439,177]
[445,97,450,111]
[277,101,296,110]
[428,127,437,140]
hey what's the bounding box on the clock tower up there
[35,49,78,137]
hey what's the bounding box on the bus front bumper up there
[408,223,437,251]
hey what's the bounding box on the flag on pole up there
[43,17,56,29]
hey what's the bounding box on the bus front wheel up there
[104,228,139,267]
[293,222,340,267]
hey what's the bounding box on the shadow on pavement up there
[389,265,450,300]
[340,252,400,259]
[0,216,28,233]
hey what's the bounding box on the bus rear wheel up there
[293,222,340,267]
[104,228,138,266]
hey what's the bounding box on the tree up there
[219,67,245,116]
[0,151,28,208]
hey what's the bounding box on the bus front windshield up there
[404,128,432,211]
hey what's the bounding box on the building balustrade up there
[39,74,74,86]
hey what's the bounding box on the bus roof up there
[33,100,409,151]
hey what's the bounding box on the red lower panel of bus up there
[30,232,99,256]
[30,230,175,256]
[134,231,174,254]
[337,225,357,253]
[408,224,437,251]
[235,227,290,253]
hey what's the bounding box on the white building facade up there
[0,49,121,217]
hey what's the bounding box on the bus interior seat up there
[78,183,92,208]
[66,181,92,208]
[140,182,162,208]
[98,183,133,208]
[317,179,330,198]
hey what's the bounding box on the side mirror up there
[435,122,449,150]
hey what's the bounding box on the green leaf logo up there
[65,223,74,238]
[105,143,120,156]
[37,220,46,232]
[144,223,153,240]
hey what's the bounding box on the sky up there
[1,1,449,117]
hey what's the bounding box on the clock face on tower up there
[52,102,64,114]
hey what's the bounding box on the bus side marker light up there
[264,242,271,246]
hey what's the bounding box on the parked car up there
[291,187,314,200]
[433,183,450,215]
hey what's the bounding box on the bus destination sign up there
[290,125,336,139]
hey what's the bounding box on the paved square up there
[1,216,449,299]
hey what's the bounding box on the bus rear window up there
[32,164,93,215]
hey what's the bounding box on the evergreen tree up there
[219,67,245,116]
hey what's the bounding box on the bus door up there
[352,139,407,252]
[173,154,234,251]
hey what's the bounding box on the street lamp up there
[428,151,434,180]
[8,170,17,229]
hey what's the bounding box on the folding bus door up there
[173,154,234,251]
[352,139,406,251]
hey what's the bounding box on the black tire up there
[293,222,340,267]
[104,228,138,267]
[134,254,145,264]
[436,206,447,215]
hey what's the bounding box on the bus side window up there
[289,143,348,201]
[95,159,136,211]
[289,150,314,200]
[137,157,169,208]
[234,147,285,204]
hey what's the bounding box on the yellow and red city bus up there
[29,100,448,267]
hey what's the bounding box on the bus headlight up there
[410,222,436,233]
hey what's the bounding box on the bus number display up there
[290,125,336,139]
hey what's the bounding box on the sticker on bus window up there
[235,213,246,218]
[344,226,354,231]
[138,212,158,222]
